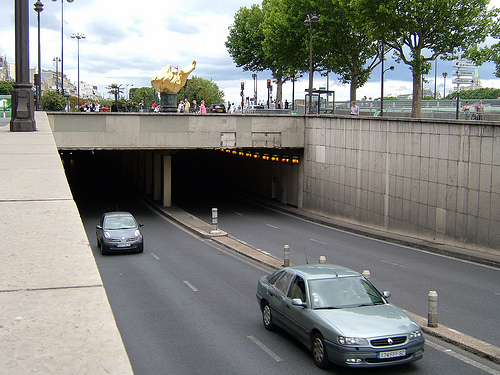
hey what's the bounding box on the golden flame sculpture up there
[151,60,196,93]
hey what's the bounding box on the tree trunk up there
[350,75,359,103]
[411,71,422,118]
[276,77,283,104]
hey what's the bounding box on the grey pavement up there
[0,112,133,374]
[1,111,499,374]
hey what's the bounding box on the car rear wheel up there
[262,302,276,331]
[312,333,329,369]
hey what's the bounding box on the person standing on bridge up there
[200,100,207,113]
[350,101,359,116]
[475,100,485,120]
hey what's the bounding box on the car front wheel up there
[262,302,275,331]
[100,241,108,256]
[312,333,329,369]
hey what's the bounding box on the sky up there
[2,0,500,104]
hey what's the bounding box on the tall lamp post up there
[252,73,257,105]
[53,57,61,93]
[442,72,448,99]
[34,1,44,110]
[52,0,74,96]
[71,32,85,107]
[11,0,36,131]
[380,63,394,117]
[304,11,319,114]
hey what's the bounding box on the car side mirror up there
[383,291,391,298]
[292,298,307,308]
[139,223,144,227]
[96,225,102,230]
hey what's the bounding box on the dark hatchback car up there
[96,212,144,255]
[209,104,226,113]
[257,264,424,369]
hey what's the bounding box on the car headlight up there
[338,336,369,346]
[134,229,141,237]
[409,330,422,339]
[104,231,110,239]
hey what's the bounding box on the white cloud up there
[1,0,500,104]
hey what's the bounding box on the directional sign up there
[452,77,474,84]
[452,59,478,69]
[452,69,474,76]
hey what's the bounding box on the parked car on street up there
[96,211,144,255]
[256,264,424,369]
[209,104,226,113]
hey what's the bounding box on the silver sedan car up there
[96,211,144,255]
[256,264,424,368]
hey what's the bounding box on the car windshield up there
[309,276,385,309]
[104,216,136,230]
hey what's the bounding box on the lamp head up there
[34,1,44,12]
[390,66,395,71]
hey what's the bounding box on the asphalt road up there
[65,152,500,375]
[178,192,500,348]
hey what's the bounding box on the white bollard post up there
[319,255,327,264]
[362,269,371,280]
[210,208,220,234]
[428,291,438,327]
[283,245,290,267]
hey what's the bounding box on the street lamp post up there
[304,11,319,114]
[252,73,257,105]
[11,0,36,131]
[125,83,133,100]
[53,57,61,93]
[52,0,74,97]
[71,32,85,108]
[442,72,448,99]
[291,71,303,111]
[34,1,44,111]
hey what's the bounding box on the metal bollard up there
[427,291,438,327]
[362,269,370,280]
[210,208,220,234]
[319,255,327,264]
[283,245,290,267]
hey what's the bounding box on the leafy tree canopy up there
[352,0,499,117]
[0,81,14,95]
[177,76,224,107]
[41,91,66,111]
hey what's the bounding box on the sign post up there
[452,59,477,119]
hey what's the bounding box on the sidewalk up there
[0,112,133,374]
[151,201,500,366]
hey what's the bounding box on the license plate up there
[117,243,131,248]
[377,349,406,359]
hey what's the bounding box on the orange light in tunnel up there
[292,156,299,164]
[281,155,290,163]
[262,153,269,161]
[271,154,279,162]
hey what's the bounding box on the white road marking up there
[309,238,327,245]
[234,212,243,216]
[426,340,500,375]
[150,253,160,260]
[183,280,199,292]
[266,224,278,229]
[247,335,283,362]
[382,260,407,268]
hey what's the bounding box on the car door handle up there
[269,292,274,297]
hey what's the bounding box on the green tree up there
[41,91,66,111]
[0,81,14,95]
[177,76,224,107]
[106,83,123,102]
[354,0,498,117]
[130,87,155,108]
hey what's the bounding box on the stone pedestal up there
[160,92,178,113]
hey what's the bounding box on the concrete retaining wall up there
[303,116,500,251]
